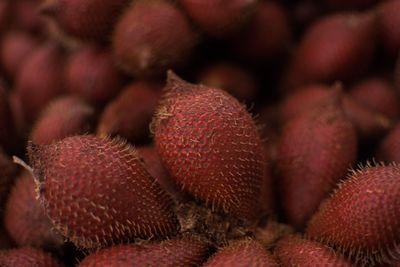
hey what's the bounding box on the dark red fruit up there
[137,145,186,202]
[15,42,66,125]
[40,0,130,41]
[349,77,400,120]
[179,0,257,38]
[275,235,354,266]
[0,247,62,267]
[112,0,197,77]
[203,239,278,266]
[66,45,125,105]
[277,89,357,229]
[232,1,292,63]
[197,62,257,101]
[78,237,209,266]
[378,0,400,56]
[30,96,94,145]
[377,122,400,163]
[152,72,266,222]
[0,31,39,80]
[0,150,18,208]
[11,0,44,33]
[285,11,377,89]
[27,135,179,249]
[97,81,163,143]
[4,173,64,250]
[0,85,17,152]
[306,164,400,265]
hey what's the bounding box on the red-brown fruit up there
[15,42,66,125]
[0,227,14,250]
[0,247,63,267]
[4,173,64,250]
[179,0,258,38]
[280,84,393,141]
[284,11,377,89]
[0,150,18,208]
[306,164,400,265]
[197,62,257,101]
[97,81,163,143]
[40,0,130,41]
[0,1,10,33]
[277,89,357,229]
[78,237,209,266]
[66,45,125,105]
[8,90,26,137]
[152,72,265,222]
[137,145,186,202]
[112,0,197,77]
[324,0,376,10]
[232,1,292,63]
[378,0,400,57]
[0,84,17,153]
[11,0,44,33]
[275,236,354,266]
[30,96,94,145]
[0,31,39,80]
[377,122,400,163]
[203,239,278,267]
[27,135,179,249]
[349,77,400,120]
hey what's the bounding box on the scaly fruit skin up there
[275,236,354,266]
[203,239,278,267]
[306,164,400,265]
[78,237,209,267]
[152,72,265,222]
[28,135,179,249]
[97,81,163,143]
[4,173,64,250]
[41,0,130,41]
[30,96,94,145]
[277,90,357,229]
[0,247,63,267]
[179,0,258,38]
[112,0,197,77]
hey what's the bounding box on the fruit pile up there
[0,0,398,266]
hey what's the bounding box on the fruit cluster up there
[0,0,398,266]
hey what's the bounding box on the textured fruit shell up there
[4,173,64,250]
[277,91,357,229]
[28,135,179,249]
[78,237,209,267]
[0,247,63,267]
[112,0,197,77]
[284,11,377,89]
[97,81,163,143]
[306,165,400,265]
[153,72,265,221]
[30,96,94,145]
[180,0,257,38]
[203,239,278,267]
[275,235,354,266]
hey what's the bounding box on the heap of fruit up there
[0,0,398,266]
